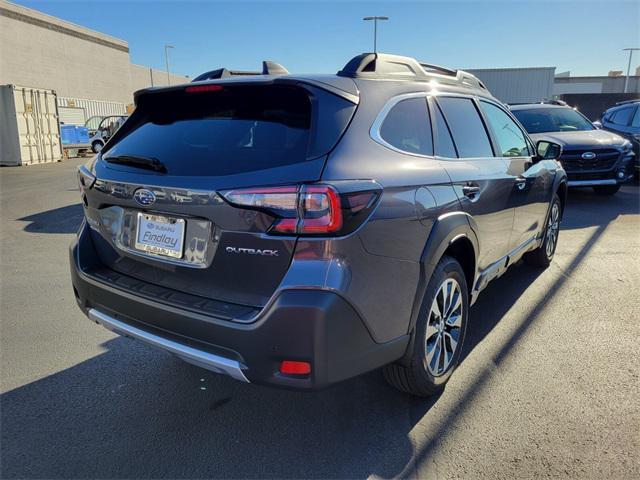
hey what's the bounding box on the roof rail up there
[541,99,568,106]
[192,60,289,82]
[615,99,640,106]
[337,52,488,91]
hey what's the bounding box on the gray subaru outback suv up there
[71,53,567,396]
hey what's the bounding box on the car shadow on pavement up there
[18,203,84,234]
[561,185,639,230]
[3,188,635,479]
[0,335,434,479]
[0,264,555,480]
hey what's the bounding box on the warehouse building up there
[0,0,191,166]
[465,67,556,104]
[0,0,188,107]
[554,74,640,95]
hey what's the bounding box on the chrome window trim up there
[370,92,435,159]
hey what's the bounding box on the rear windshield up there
[103,85,352,176]
[512,107,594,134]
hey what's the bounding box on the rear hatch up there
[80,80,357,314]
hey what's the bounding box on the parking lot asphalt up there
[1,158,639,479]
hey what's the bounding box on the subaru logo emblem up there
[581,152,596,160]
[133,188,156,207]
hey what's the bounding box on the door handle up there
[462,185,480,198]
[515,177,527,190]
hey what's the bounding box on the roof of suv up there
[509,103,569,111]
[135,53,496,106]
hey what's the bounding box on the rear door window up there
[379,97,433,156]
[433,102,458,158]
[631,106,640,128]
[437,97,494,158]
[480,101,530,157]
[104,85,354,176]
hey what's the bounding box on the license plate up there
[134,213,185,259]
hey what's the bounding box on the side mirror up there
[536,140,563,160]
[593,120,602,129]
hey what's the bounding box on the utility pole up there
[623,48,639,93]
[165,44,175,86]
[363,16,389,53]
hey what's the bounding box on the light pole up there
[164,44,175,86]
[623,48,639,93]
[363,16,389,53]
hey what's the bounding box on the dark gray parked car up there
[70,53,567,396]
[598,100,640,178]
[511,103,634,195]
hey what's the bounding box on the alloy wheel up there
[425,278,463,376]
[545,202,560,258]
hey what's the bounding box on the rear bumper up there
[87,308,250,382]
[70,222,408,390]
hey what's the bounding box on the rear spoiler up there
[134,76,360,105]
[192,61,289,82]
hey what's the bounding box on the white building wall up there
[0,1,188,105]
[0,1,133,103]
[129,64,190,93]
[553,82,603,95]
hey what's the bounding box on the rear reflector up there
[185,85,224,93]
[280,361,311,376]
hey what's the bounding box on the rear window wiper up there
[102,154,167,173]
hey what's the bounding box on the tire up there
[523,194,561,268]
[91,141,104,154]
[383,255,469,397]
[593,184,620,195]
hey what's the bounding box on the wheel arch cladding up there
[398,212,478,366]
[557,180,568,218]
[441,235,476,295]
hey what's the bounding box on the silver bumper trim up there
[568,179,618,187]
[87,308,250,382]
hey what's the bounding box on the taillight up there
[184,84,224,93]
[77,165,95,205]
[220,183,379,236]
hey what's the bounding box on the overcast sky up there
[13,0,640,78]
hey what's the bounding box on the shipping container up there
[57,97,126,126]
[0,85,63,166]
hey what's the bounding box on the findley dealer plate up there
[134,212,185,259]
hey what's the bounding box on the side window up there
[437,97,493,158]
[480,101,530,157]
[611,107,633,126]
[379,97,433,156]
[433,102,458,158]
[631,107,640,128]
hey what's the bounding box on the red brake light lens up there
[223,186,298,213]
[185,85,224,93]
[299,185,342,233]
